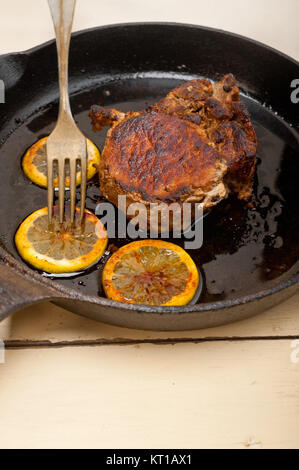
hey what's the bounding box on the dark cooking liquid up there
[0,77,298,303]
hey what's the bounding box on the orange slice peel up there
[15,206,108,274]
[102,239,199,306]
[22,136,100,188]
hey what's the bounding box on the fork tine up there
[69,159,77,224]
[47,158,54,224]
[58,159,65,224]
[80,155,87,223]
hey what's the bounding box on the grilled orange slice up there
[102,240,199,306]
[15,206,108,274]
[22,136,100,188]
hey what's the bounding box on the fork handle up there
[48,0,76,117]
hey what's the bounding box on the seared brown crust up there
[152,74,238,123]
[151,74,257,200]
[100,111,225,201]
[90,74,257,218]
[90,105,126,130]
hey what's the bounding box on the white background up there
[0,0,298,60]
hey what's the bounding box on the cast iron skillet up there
[0,23,298,331]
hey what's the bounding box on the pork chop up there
[90,74,257,227]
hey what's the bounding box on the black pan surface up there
[0,23,298,330]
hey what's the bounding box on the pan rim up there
[4,21,298,68]
[0,22,298,315]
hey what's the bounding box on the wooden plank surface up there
[0,340,298,449]
[0,0,298,450]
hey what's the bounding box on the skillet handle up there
[0,264,57,321]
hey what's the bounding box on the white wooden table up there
[0,0,298,449]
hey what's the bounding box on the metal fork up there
[47,0,87,224]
